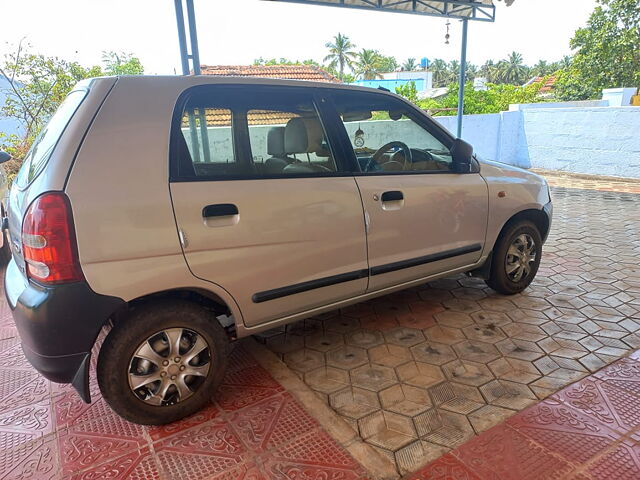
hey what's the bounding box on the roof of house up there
[200,64,340,83]
[526,75,558,93]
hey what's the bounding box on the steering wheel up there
[369,141,412,171]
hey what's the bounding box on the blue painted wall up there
[352,78,426,92]
[434,106,640,179]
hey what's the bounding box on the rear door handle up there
[381,191,403,202]
[202,204,238,218]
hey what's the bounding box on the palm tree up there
[532,60,551,77]
[479,60,497,82]
[402,58,418,71]
[496,51,528,85]
[429,58,448,87]
[355,49,383,80]
[324,33,357,81]
[442,60,460,85]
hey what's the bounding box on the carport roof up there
[264,0,497,22]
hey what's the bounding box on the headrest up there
[285,117,323,154]
[267,127,286,157]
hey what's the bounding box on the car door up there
[328,89,489,292]
[169,85,368,327]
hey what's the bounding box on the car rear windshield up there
[14,89,88,189]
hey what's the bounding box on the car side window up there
[172,87,338,180]
[247,108,337,176]
[331,91,454,174]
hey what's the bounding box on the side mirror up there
[0,151,11,164]
[450,139,474,173]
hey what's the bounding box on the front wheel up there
[485,220,542,295]
[97,300,229,425]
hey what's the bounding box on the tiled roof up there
[182,108,300,128]
[200,64,340,83]
[531,75,557,93]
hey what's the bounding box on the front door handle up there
[203,204,239,218]
[381,191,403,202]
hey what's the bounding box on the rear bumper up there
[4,259,124,401]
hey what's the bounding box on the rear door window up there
[14,89,88,189]
[171,86,341,180]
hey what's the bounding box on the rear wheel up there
[97,300,229,425]
[485,220,542,295]
[0,230,10,265]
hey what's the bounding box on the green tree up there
[556,0,640,100]
[395,81,418,104]
[479,60,498,83]
[496,51,528,85]
[532,60,552,77]
[430,59,449,87]
[355,49,384,80]
[402,58,418,71]
[324,33,357,81]
[376,54,398,73]
[419,80,546,116]
[1,44,143,181]
[101,51,144,75]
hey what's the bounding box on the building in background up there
[351,70,433,93]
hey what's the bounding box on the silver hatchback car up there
[4,76,552,425]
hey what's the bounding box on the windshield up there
[14,89,88,189]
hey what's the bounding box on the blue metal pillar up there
[174,0,210,162]
[457,18,469,138]
[186,0,202,75]
[174,0,190,75]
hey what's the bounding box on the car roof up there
[88,74,399,97]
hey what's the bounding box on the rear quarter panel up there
[64,76,244,323]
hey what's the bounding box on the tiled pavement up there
[0,314,369,479]
[262,175,640,474]
[1,171,640,479]
[410,355,640,480]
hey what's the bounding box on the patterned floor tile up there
[454,424,574,480]
[507,398,621,465]
[229,392,317,454]
[409,452,482,480]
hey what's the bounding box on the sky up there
[0,0,598,75]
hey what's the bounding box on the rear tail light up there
[22,192,84,284]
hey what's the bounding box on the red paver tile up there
[507,398,620,465]
[0,374,50,415]
[209,462,266,480]
[0,435,59,480]
[156,449,243,480]
[229,392,317,454]
[57,431,142,476]
[153,417,246,458]
[593,357,640,397]
[214,365,284,412]
[274,427,361,469]
[554,377,640,434]
[214,384,284,412]
[409,453,482,480]
[147,403,220,442]
[453,424,574,480]
[0,400,53,438]
[69,449,159,480]
[588,441,640,480]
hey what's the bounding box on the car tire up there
[0,226,11,265]
[485,220,542,295]
[97,300,229,425]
